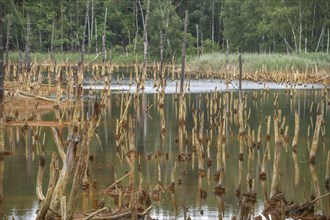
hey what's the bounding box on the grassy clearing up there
[7,51,144,65]
[187,52,330,73]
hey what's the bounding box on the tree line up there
[1,0,329,61]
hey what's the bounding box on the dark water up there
[0,84,329,219]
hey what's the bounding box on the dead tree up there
[327,28,329,54]
[270,113,282,197]
[5,14,12,66]
[95,15,98,54]
[24,14,31,72]
[102,7,107,61]
[0,1,4,109]
[159,30,164,86]
[50,20,55,58]
[80,1,90,64]
[138,0,150,90]
[180,10,188,94]
[60,0,64,53]
[66,102,100,220]
[196,24,200,58]
[36,153,59,220]
[133,0,139,53]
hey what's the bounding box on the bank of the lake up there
[7,52,330,76]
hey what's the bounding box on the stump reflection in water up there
[1,85,330,219]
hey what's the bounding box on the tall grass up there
[187,52,330,73]
[7,51,329,74]
[7,51,144,65]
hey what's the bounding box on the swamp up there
[0,0,330,219]
[0,61,329,219]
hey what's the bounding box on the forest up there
[1,0,330,61]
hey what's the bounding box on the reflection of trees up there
[0,123,4,216]
[136,92,148,151]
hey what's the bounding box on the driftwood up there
[46,138,79,219]
[5,120,72,127]
[261,192,330,218]
[36,153,59,220]
[78,205,152,220]
[83,207,109,220]
[36,153,46,202]
[66,101,100,220]
[18,90,55,103]
[238,192,257,220]
[46,86,84,219]
[102,171,131,193]
[51,127,66,163]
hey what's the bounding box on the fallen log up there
[5,120,76,127]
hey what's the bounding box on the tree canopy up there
[1,0,329,60]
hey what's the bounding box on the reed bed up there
[189,52,330,75]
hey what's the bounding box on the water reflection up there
[0,87,329,219]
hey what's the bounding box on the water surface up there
[1,79,329,219]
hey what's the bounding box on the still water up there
[1,79,329,219]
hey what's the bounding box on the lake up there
[0,77,329,219]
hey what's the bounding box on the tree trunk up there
[60,0,64,53]
[91,0,94,52]
[138,0,150,90]
[5,15,11,66]
[87,1,91,52]
[311,3,316,38]
[270,113,282,198]
[327,28,329,54]
[292,111,300,186]
[51,20,55,57]
[81,1,90,63]
[196,24,200,58]
[225,39,229,92]
[102,7,107,61]
[180,10,188,94]
[36,153,46,202]
[0,1,4,111]
[159,30,164,88]
[38,28,42,50]
[66,102,100,220]
[238,55,244,135]
[315,25,324,52]
[95,17,98,54]
[309,115,323,164]
[211,0,215,46]
[200,31,204,54]
[36,153,59,220]
[0,123,4,208]
[218,5,222,45]
[133,0,139,54]
[298,1,302,53]
[282,0,297,52]
[24,14,31,72]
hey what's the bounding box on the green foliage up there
[2,0,329,60]
[202,39,220,53]
[148,0,183,59]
